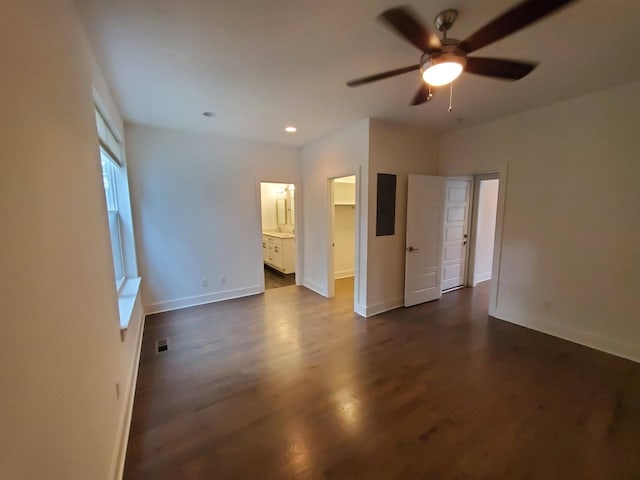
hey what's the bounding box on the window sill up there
[118,277,142,341]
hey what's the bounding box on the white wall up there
[438,81,640,362]
[0,1,144,478]
[334,181,356,278]
[334,180,356,205]
[366,119,438,315]
[473,179,499,285]
[261,183,283,231]
[302,119,369,312]
[126,125,301,313]
[334,205,356,278]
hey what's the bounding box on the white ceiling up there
[76,0,640,146]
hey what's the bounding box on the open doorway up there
[260,182,296,290]
[440,174,500,294]
[329,175,356,302]
[468,173,500,287]
[404,172,503,308]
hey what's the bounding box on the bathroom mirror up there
[276,198,286,225]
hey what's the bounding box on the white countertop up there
[263,231,295,239]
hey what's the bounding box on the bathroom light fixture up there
[285,126,297,133]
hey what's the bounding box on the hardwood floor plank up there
[124,280,640,479]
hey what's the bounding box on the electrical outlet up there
[220,276,227,285]
[115,381,121,400]
[201,277,208,288]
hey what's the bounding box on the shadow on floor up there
[264,265,295,290]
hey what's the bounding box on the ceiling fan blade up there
[465,57,538,80]
[459,0,577,54]
[411,84,435,106]
[379,7,441,53]
[346,64,420,87]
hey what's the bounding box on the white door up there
[404,175,447,307]
[441,178,472,291]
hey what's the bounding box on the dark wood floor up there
[125,280,640,479]
[265,265,296,290]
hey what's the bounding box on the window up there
[100,148,125,289]
[94,104,140,330]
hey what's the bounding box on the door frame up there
[326,173,359,310]
[255,180,302,293]
[444,166,507,317]
[467,172,500,288]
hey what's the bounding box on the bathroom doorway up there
[260,182,297,290]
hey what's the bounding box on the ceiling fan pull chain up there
[429,85,433,101]
[449,82,454,112]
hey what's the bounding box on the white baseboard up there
[474,272,492,285]
[144,286,262,315]
[493,307,640,364]
[365,296,404,317]
[335,269,354,280]
[111,311,145,479]
[354,303,366,317]
[302,279,328,297]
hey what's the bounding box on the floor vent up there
[156,338,169,353]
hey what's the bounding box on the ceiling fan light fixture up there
[422,62,463,86]
[421,52,466,86]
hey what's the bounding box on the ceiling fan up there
[346,0,578,106]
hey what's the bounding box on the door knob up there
[406,246,420,252]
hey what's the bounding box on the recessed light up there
[203,111,216,118]
[285,126,297,133]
